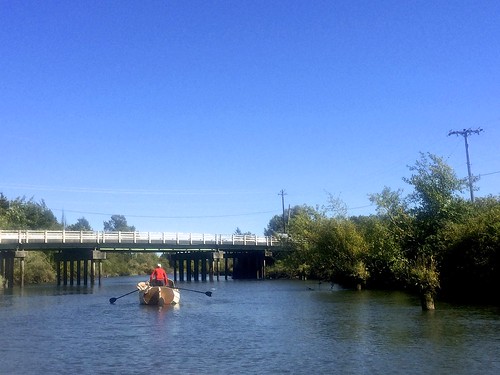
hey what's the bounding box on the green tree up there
[312,217,368,288]
[66,217,93,231]
[440,196,500,303]
[102,215,137,276]
[103,215,135,231]
[404,153,466,254]
[267,205,324,279]
[402,153,466,309]
[103,252,167,277]
[0,195,61,230]
[17,252,56,284]
[265,213,287,236]
[353,215,408,289]
[0,193,9,228]
[234,227,253,235]
[369,187,414,246]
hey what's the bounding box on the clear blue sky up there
[1,1,499,235]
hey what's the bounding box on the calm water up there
[1,277,499,374]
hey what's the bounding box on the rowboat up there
[136,280,180,306]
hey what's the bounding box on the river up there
[1,276,499,374]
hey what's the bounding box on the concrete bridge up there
[0,230,279,288]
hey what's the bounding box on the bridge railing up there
[0,230,276,247]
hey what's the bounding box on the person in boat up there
[150,263,168,286]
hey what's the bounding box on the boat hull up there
[137,281,180,306]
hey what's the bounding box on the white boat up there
[136,280,180,306]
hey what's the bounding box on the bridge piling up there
[0,251,27,288]
[55,249,106,287]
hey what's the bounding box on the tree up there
[17,252,56,284]
[102,215,137,276]
[440,196,500,304]
[323,192,348,219]
[402,153,466,310]
[234,227,253,235]
[353,215,408,289]
[312,217,368,288]
[103,215,135,232]
[265,204,323,237]
[265,214,286,236]
[265,205,324,279]
[66,217,93,231]
[369,186,414,248]
[0,193,9,228]
[404,152,465,224]
[0,196,61,230]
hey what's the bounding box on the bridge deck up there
[0,230,277,251]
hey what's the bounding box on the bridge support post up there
[90,261,95,285]
[84,259,88,286]
[186,256,192,282]
[0,251,27,288]
[98,261,103,285]
[70,261,75,286]
[20,256,25,287]
[229,250,268,280]
[209,257,214,282]
[1,252,13,288]
[209,251,223,282]
[193,256,199,282]
[172,255,178,282]
[201,255,207,282]
[179,259,184,282]
[4,255,13,287]
[76,259,82,285]
[56,260,61,286]
[0,253,3,286]
[63,261,68,285]
[54,249,105,287]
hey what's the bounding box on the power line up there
[0,184,268,196]
[479,170,500,177]
[51,208,279,219]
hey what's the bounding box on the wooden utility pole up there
[278,189,287,233]
[448,128,483,202]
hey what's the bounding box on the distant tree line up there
[265,153,499,309]
[0,198,162,285]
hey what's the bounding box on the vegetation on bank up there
[1,153,499,308]
[264,153,499,308]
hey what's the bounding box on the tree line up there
[0,197,162,284]
[264,153,499,309]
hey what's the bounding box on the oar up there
[109,289,139,304]
[166,285,212,297]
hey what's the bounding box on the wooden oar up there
[109,289,139,304]
[166,285,212,297]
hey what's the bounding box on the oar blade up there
[108,288,140,304]
[205,291,212,297]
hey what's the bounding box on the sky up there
[1,0,499,235]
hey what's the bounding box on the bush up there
[16,252,56,284]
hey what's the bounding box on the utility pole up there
[278,189,287,234]
[448,127,483,202]
[61,209,66,229]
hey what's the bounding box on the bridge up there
[0,230,280,288]
[0,230,277,250]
